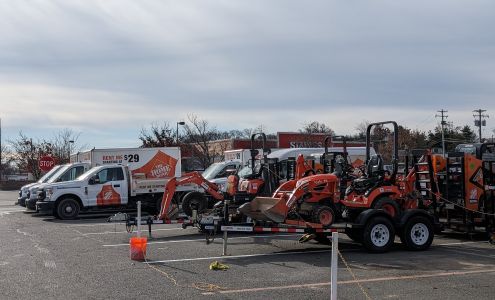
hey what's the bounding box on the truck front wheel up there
[56,198,80,220]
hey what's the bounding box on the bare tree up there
[139,122,176,147]
[182,114,223,169]
[51,129,82,163]
[354,120,371,139]
[9,129,81,179]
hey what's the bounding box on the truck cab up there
[18,165,63,207]
[25,163,90,210]
[202,161,241,191]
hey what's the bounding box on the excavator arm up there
[158,172,225,220]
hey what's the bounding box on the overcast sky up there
[0,0,494,148]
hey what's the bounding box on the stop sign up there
[39,156,56,172]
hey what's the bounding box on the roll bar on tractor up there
[323,135,348,174]
[249,133,270,172]
[366,121,399,184]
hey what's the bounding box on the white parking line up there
[205,268,495,295]
[437,241,487,246]
[442,248,495,259]
[102,234,298,247]
[146,249,331,264]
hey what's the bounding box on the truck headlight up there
[38,189,47,201]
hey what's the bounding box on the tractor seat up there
[351,155,385,192]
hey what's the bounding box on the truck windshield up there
[38,165,62,183]
[77,166,105,181]
[202,163,224,180]
[237,162,261,178]
[46,165,71,183]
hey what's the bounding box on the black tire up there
[373,197,401,218]
[401,216,434,251]
[56,198,80,220]
[311,205,335,226]
[181,192,207,217]
[362,216,395,253]
[345,228,363,243]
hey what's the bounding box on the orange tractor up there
[239,136,354,226]
[239,123,442,252]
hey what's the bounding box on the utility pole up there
[435,109,448,156]
[473,109,489,142]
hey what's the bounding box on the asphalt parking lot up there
[1,190,495,300]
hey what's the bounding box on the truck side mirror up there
[89,176,100,185]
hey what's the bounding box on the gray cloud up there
[0,0,494,146]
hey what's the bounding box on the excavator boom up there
[158,172,225,220]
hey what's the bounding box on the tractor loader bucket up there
[238,196,288,223]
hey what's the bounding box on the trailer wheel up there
[401,216,433,251]
[373,197,401,218]
[362,216,395,253]
[181,192,207,216]
[312,205,335,226]
[56,198,80,220]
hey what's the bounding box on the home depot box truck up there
[36,147,183,219]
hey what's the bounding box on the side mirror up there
[89,176,100,185]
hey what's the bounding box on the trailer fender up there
[354,209,393,228]
[398,209,440,232]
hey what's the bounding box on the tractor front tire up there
[312,205,335,226]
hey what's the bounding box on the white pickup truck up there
[18,165,63,207]
[37,164,171,219]
[25,163,91,210]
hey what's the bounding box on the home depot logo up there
[150,163,172,178]
[103,191,113,201]
[132,151,178,179]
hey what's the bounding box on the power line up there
[435,109,448,156]
[473,109,489,142]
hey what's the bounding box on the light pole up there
[68,140,74,162]
[176,121,185,144]
[24,138,35,179]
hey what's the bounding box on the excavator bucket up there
[238,196,289,223]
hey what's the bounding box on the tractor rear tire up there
[401,216,434,251]
[181,192,207,217]
[362,216,395,253]
[312,205,335,226]
[373,197,401,218]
